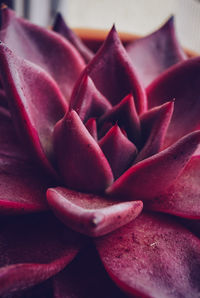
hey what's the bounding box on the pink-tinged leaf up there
[0,42,68,177]
[85,26,147,114]
[146,156,200,219]
[147,57,200,148]
[53,245,127,298]
[0,213,85,296]
[96,212,200,298]
[85,118,98,140]
[70,74,111,122]
[99,94,141,145]
[47,187,143,237]
[53,12,94,63]
[107,131,200,200]
[53,110,113,193]
[99,125,138,179]
[126,16,186,87]
[0,7,85,100]
[136,101,174,162]
[0,155,52,214]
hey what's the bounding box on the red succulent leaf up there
[0,156,52,214]
[0,42,68,177]
[85,118,98,140]
[53,110,113,193]
[99,94,141,145]
[147,57,200,148]
[136,101,174,162]
[96,212,200,298]
[99,125,138,179]
[0,107,30,161]
[0,213,85,295]
[0,7,85,100]
[70,74,111,122]
[53,12,94,63]
[146,156,200,219]
[53,244,127,298]
[85,25,147,114]
[107,130,200,200]
[0,89,8,109]
[46,187,143,237]
[126,16,186,87]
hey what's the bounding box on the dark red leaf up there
[99,125,137,179]
[126,16,186,87]
[53,111,113,193]
[146,156,200,219]
[85,26,147,114]
[0,42,68,177]
[99,94,141,145]
[96,212,200,298]
[147,57,200,148]
[136,101,174,162]
[0,7,85,101]
[85,118,98,140]
[70,74,111,122]
[107,131,200,200]
[47,187,143,237]
[0,213,85,296]
[53,244,127,298]
[53,12,94,63]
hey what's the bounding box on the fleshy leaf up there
[0,42,68,176]
[85,118,98,140]
[126,16,186,87]
[53,110,113,193]
[146,156,200,219]
[53,245,127,298]
[0,156,51,214]
[99,125,137,179]
[107,131,200,200]
[53,12,94,63]
[147,57,200,148]
[70,74,111,122]
[0,213,84,295]
[85,26,147,114]
[0,107,30,161]
[99,94,141,145]
[0,7,85,100]
[136,101,174,162]
[96,212,200,298]
[47,187,143,237]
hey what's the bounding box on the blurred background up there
[1,0,200,52]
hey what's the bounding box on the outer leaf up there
[0,42,68,176]
[47,187,143,237]
[136,101,174,162]
[99,125,137,179]
[96,212,200,298]
[126,16,186,87]
[146,156,200,219]
[147,57,200,148]
[53,12,94,63]
[53,245,127,298]
[85,26,147,114]
[0,155,52,214]
[0,213,85,296]
[107,131,200,200]
[0,7,85,100]
[53,110,113,193]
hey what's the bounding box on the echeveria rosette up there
[0,6,200,298]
